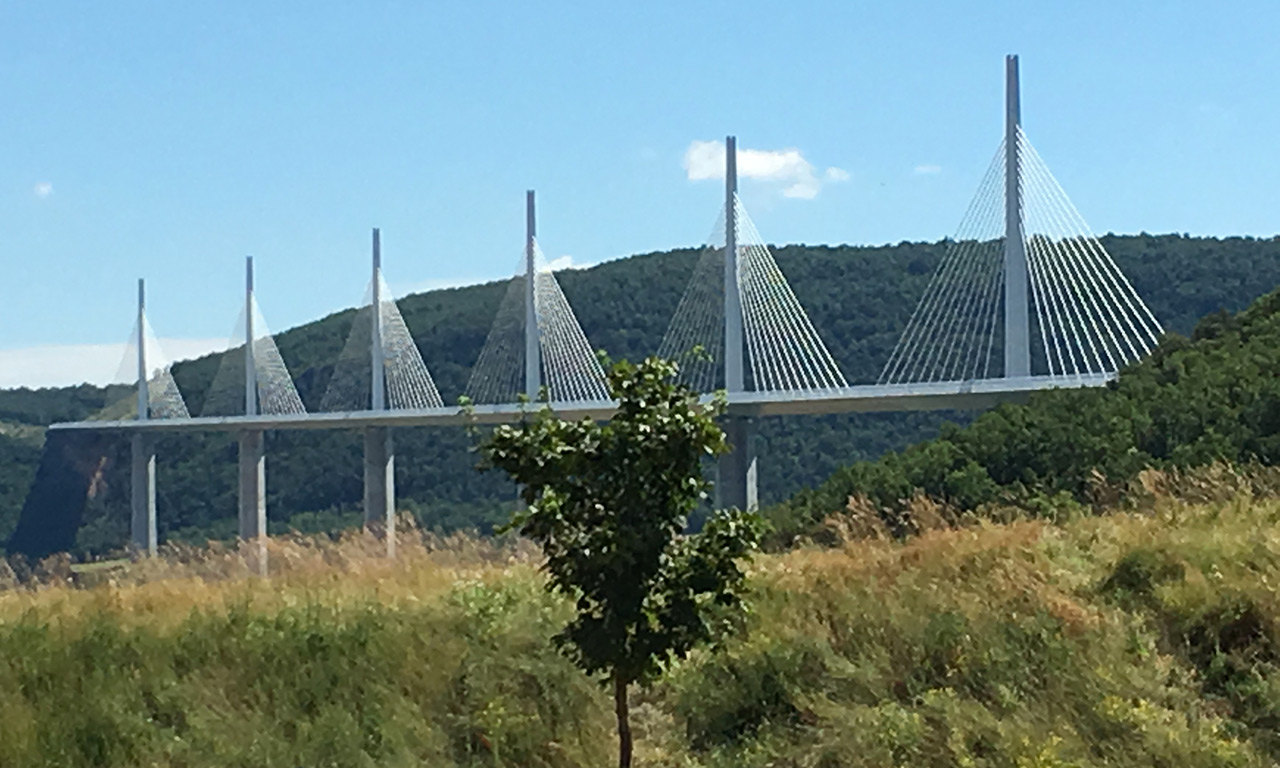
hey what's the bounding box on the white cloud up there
[33,182,53,198]
[544,254,594,272]
[683,140,845,200]
[683,140,727,181]
[913,164,943,175]
[0,338,229,390]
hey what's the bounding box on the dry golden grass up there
[3,477,1280,767]
[0,518,542,629]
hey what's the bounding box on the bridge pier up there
[366,228,398,557]
[237,429,267,575]
[131,278,158,557]
[130,433,157,555]
[363,426,395,557]
[717,416,758,512]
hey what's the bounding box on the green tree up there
[476,355,763,768]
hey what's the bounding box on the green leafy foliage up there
[477,355,764,766]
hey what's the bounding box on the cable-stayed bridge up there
[49,56,1162,566]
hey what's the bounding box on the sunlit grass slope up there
[3,491,1280,767]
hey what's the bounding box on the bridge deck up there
[46,375,1113,434]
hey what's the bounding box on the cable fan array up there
[96,126,1166,422]
[97,312,191,420]
[656,209,726,393]
[880,128,1162,384]
[95,270,446,422]
[658,194,847,394]
[201,295,306,416]
[136,314,191,419]
[465,240,610,404]
[320,270,444,412]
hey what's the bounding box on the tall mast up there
[245,257,258,416]
[371,228,386,411]
[524,190,541,398]
[724,136,744,391]
[1003,54,1030,377]
[136,278,149,419]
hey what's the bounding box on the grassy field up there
[3,483,1280,767]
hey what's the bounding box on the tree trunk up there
[614,672,632,768]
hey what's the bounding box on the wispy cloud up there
[33,182,53,199]
[0,337,230,390]
[544,254,594,272]
[683,140,847,200]
[913,164,942,176]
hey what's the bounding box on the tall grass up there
[0,529,612,767]
[3,483,1280,766]
[662,493,1280,767]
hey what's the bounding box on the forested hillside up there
[4,233,1280,557]
[770,279,1280,543]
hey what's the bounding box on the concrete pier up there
[363,426,395,557]
[717,416,758,512]
[131,278,158,556]
[237,430,267,575]
[130,433,157,555]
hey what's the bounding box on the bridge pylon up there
[464,192,608,405]
[879,55,1163,386]
[364,228,396,558]
[525,191,541,398]
[1004,54,1030,378]
[130,278,157,557]
[120,278,188,558]
[717,135,758,513]
[661,135,845,512]
[238,256,268,575]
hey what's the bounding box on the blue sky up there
[1,1,1276,387]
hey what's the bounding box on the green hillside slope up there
[771,277,1280,542]
[5,233,1280,557]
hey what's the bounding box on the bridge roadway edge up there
[46,375,1113,435]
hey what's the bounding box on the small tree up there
[476,355,763,768]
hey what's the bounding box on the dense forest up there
[769,281,1280,543]
[3,233,1280,557]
